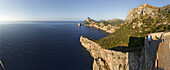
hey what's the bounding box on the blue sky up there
[0,0,169,21]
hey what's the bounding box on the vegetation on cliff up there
[99,19,124,26]
[95,22,146,50]
[84,3,170,50]
[83,17,124,33]
[83,17,124,26]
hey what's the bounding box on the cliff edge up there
[80,36,129,70]
[80,3,170,70]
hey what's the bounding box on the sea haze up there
[0,21,108,70]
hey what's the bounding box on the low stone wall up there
[150,32,170,40]
[144,32,170,70]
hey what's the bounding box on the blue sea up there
[0,21,108,70]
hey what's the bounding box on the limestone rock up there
[80,36,129,70]
[83,17,123,33]
[125,3,170,24]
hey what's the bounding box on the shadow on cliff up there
[109,36,145,69]
[110,36,145,53]
[80,44,93,70]
[110,36,164,69]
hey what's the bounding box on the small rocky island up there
[78,23,81,26]
[80,3,170,70]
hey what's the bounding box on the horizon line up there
[0,20,84,22]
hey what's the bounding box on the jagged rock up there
[84,17,96,23]
[80,36,129,70]
[125,3,170,25]
[138,21,143,27]
[80,3,170,70]
[80,33,167,70]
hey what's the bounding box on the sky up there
[0,0,169,21]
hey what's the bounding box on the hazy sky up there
[0,0,169,21]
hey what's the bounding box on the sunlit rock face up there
[83,17,122,33]
[80,3,170,70]
[80,36,129,70]
[125,3,170,24]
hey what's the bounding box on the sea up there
[0,21,108,70]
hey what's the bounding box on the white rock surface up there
[80,36,129,70]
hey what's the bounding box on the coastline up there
[80,3,170,70]
[83,24,119,33]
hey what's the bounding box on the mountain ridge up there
[80,3,170,70]
[95,3,169,49]
[83,17,124,33]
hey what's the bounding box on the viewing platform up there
[144,32,170,70]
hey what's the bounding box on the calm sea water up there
[0,21,108,70]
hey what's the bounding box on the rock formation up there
[78,23,81,26]
[80,33,169,70]
[125,3,170,25]
[80,36,151,70]
[80,3,170,70]
[83,17,123,33]
[80,36,129,70]
[125,3,170,32]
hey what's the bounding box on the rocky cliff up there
[83,17,123,33]
[80,36,129,70]
[93,3,170,49]
[125,3,169,32]
[80,3,170,70]
[126,3,170,24]
[80,35,166,70]
[83,3,169,34]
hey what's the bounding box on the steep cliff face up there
[83,17,123,33]
[125,3,170,24]
[80,35,164,70]
[93,4,170,49]
[80,3,170,70]
[80,36,129,70]
[125,3,170,33]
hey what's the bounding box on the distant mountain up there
[83,17,124,33]
[80,3,170,70]
[125,3,170,32]
[95,3,170,49]
[126,3,170,24]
